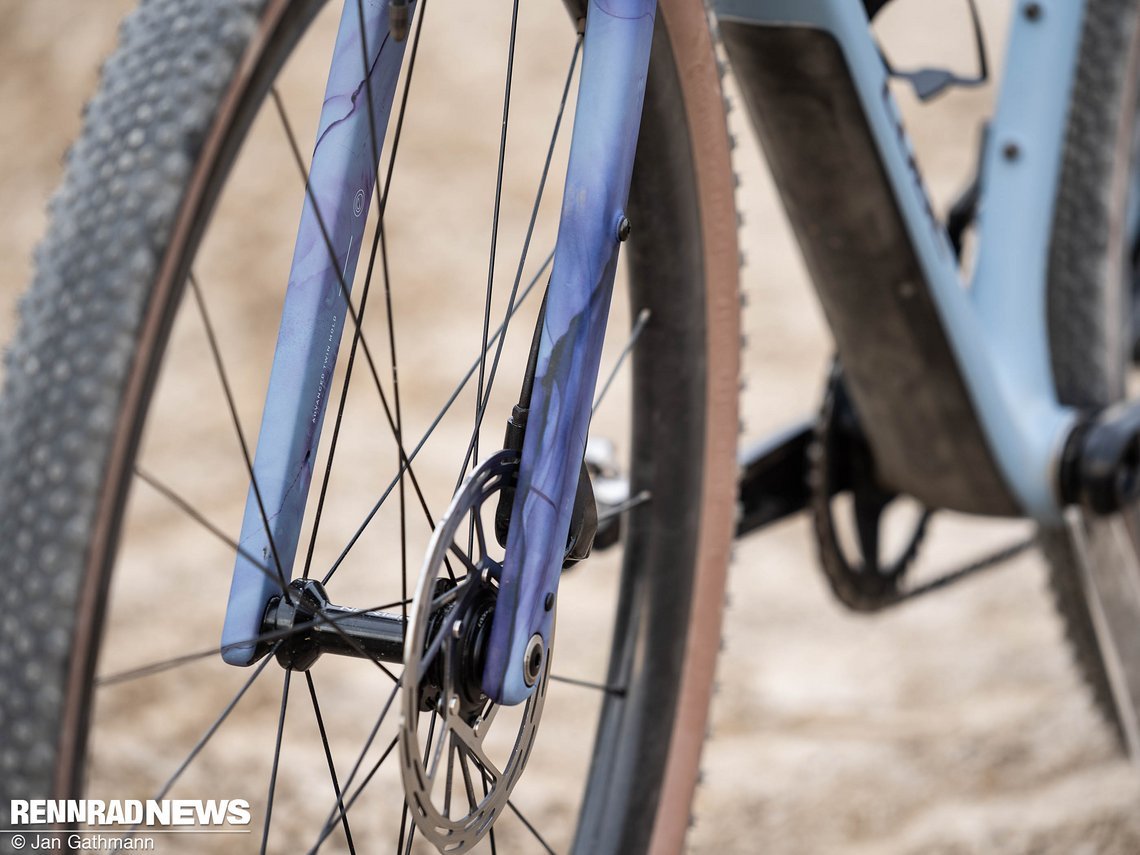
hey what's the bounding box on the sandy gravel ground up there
[3,1,1140,853]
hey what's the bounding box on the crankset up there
[809,365,931,611]
[807,364,1036,613]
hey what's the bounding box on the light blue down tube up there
[222,0,409,665]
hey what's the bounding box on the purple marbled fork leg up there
[482,0,658,704]
[221,0,411,665]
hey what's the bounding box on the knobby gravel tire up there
[1042,0,1140,748]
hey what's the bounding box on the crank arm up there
[736,419,817,537]
[221,0,411,666]
[481,0,658,705]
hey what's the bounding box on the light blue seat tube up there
[482,0,657,705]
[221,0,410,665]
[714,0,1087,522]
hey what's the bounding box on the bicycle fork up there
[220,0,658,710]
[481,0,657,704]
[220,0,411,665]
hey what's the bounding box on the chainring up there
[809,364,932,612]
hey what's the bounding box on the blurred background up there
[3,0,1140,852]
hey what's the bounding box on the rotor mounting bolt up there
[522,633,545,687]
[616,216,632,242]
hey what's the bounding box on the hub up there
[261,577,496,724]
[418,579,496,719]
[261,579,405,671]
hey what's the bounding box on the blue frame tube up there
[221,0,409,665]
[481,0,658,705]
[713,0,1086,522]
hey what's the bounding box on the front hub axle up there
[262,579,405,671]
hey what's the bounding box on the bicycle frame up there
[221,0,656,707]
[716,0,1085,523]
[222,0,1088,708]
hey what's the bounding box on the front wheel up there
[0,0,739,852]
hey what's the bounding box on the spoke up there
[318,251,552,585]
[188,273,290,601]
[473,509,489,559]
[260,670,292,855]
[133,466,287,598]
[150,648,277,804]
[96,599,409,686]
[309,736,400,855]
[448,541,482,577]
[443,733,457,818]
[456,37,582,487]
[306,672,357,855]
[507,800,556,855]
[381,222,411,620]
[549,673,627,697]
[596,490,652,525]
[359,0,433,622]
[270,89,439,561]
[354,0,391,193]
[378,0,430,207]
[302,0,434,600]
[401,713,440,855]
[419,580,480,682]
[473,0,523,478]
[467,752,554,854]
[430,578,470,610]
[450,717,501,780]
[592,307,651,414]
[457,747,479,812]
[428,644,455,783]
[396,801,411,855]
[428,714,450,783]
[480,767,498,855]
[310,681,401,852]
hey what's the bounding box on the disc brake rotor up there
[399,450,551,853]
